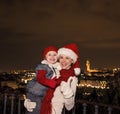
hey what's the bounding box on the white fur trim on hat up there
[58,48,78,63]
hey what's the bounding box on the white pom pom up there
[74,68,81,75]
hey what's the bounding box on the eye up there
[48,54,51,56]
[65,57,71,60]
[53,53,57,56]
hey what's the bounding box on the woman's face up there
[59,54,73,69]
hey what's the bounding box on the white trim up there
[58,48,78,63]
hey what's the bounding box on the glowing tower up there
[86,60,98,72]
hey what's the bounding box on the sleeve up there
[37,70,57,88]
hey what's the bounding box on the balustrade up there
[1,94,120,114]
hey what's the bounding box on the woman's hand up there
[60,80,74,98]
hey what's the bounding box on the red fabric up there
[42,46,58,59]
[40,88,55,114]
[74,58,80,70]
[56,67,75,86]
[37,70,57,88]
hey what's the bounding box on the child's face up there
[45,51,58,64]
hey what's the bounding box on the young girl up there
[24,46,61,114]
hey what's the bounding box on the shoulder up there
[35,63,50,71]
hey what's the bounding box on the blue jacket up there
[26,64,53,96]
[26,63,54,114]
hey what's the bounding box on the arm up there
[37,70,57,88]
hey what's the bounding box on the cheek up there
[46,57,49,61]
[59,59,63,63]
[65,60,71,66]
[55,57,58,60]
[67,62,72,67]
[68,59,73,64]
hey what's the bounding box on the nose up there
[61,58,66,63]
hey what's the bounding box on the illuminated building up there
[85,60,114,77]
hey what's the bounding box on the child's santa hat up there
[58,43,81,75]
[42,46,58,59]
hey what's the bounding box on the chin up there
[62,67,66,69]
[62,66,70,70]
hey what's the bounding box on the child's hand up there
[24,99,36,112]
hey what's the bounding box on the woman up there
[40,43,81,114]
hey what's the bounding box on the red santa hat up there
[58,43,81,75]
[42,46,58,59]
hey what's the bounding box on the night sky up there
[0,0,120,72]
